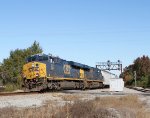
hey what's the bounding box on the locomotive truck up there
[22,54,104,92]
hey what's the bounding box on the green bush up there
[4,83,18,92]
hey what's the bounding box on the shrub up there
[4,83,18,92]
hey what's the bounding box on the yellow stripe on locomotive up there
[80,69,84,79]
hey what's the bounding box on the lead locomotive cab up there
[22,54,104,92]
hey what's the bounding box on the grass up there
[0,95,150,118]
[4,83,18,92]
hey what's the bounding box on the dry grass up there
[57,94,82,101]
[0,95,150,118]
[93,95,150,118]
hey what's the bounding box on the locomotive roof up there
[27,54,98,70]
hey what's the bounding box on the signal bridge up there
[96,60,122,73]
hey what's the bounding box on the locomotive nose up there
[23,62,47,80]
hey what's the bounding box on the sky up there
[0,0,150,75]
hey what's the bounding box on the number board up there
[63,64,71,74]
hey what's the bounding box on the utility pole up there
[134,71,137,87]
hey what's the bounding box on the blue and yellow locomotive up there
[22,54,104,91]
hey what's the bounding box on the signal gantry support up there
[96,60,122,73]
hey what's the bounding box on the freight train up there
[22,54,104,92]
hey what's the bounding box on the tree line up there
[121,55,150,88]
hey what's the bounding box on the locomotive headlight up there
[36,63,39,67]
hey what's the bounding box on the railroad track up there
[0,87,149,97]
[127,86,150,93]
[0,92,39,96]
[0,90,63,96]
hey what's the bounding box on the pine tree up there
[0,41,43,88]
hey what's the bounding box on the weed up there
[0,95,149,118]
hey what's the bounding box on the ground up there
[0,88,150,118]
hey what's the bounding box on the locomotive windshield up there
[26,54,49,62]
[27,56,36,62]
